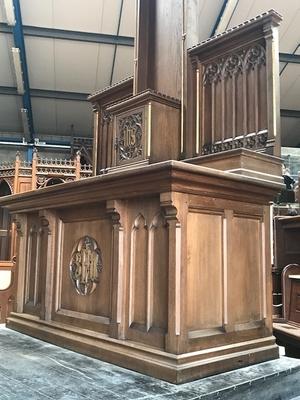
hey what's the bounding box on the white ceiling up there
[0,0,299,150]
[0,0,135,143]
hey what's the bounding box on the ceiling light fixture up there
[21,108,30,135]
[3,0,16,26]
[12,47,25,95]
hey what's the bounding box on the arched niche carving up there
[0,179,12,196]
[129,213,148,327]
[148,213,168,331]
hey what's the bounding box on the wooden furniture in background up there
[274,264,300,357]
[0,150,93,323]
[0,261,16,323]
[273,216,300,318]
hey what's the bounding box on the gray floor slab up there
[1,325,300,399]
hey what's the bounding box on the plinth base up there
[7,312,278,383]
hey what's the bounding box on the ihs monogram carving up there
[69,236,103,296]
[203,44,266,85]
[116,112,143,161]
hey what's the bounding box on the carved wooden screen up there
[200,43,267,154]
[0,180,12,261]
[189,11,282,157]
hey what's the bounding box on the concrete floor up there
[1,325,300,400]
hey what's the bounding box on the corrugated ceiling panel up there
[112,45,134,84]
[0,34,16,87]
[0,3,7,22]
[94,44,115,91]
[101,0,122,34]
[25,36,114,93]
[53,0,104,33]
[280,63,300,110]
[0,95,23,132]
[32,98,93,137]
[31,97,57,134]
[281,117,300,147]
[55,100,93,137]
[227,0,300,53]
[25,36,55,90]
[119,0,136,37]
[20,0,53,27]
[279,7,300,53]
[186,0,225,47]
[20,0,123,35]
[54,40,99,93]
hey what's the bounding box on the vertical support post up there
[107,200,126,339]
[264,21,281,156]
[92,104,100,175]
[13,214,27,313]
[31,148,37,190]
[160,192,187,354]
[13,151,20,194]
[180,0,186,156]
[26,146,33,162]
[195,68,200,154]
[40,210,57,321]
[75,151,81,180]
[12,0,35,142]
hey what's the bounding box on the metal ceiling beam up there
[0,22,134,46]
[0,86,89,101]
[2,87,300,119]
[110,0,124,85]
[279,53,300,64]
[281,109,300,118]
[30,89,88,101]
[211,0,240,36]
[12,0,35,142]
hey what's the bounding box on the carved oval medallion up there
[69,236,103,296]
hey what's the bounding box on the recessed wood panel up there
[187,212,223,331]
[59,218,112,318]
[228,216,261,325]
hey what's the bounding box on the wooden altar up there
[0,3,284,383]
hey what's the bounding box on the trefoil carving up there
[203,44,266,85]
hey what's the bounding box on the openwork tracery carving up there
[69,236,103,296]
[202,130,268,155]
[203,44,266,85]
[116,112,143,161]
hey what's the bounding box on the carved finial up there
[15,151,20,161]
[32,147,38,159]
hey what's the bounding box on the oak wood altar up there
[0,2,283,383]
[1,161,281,382]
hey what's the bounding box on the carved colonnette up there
[1,161,282,383]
